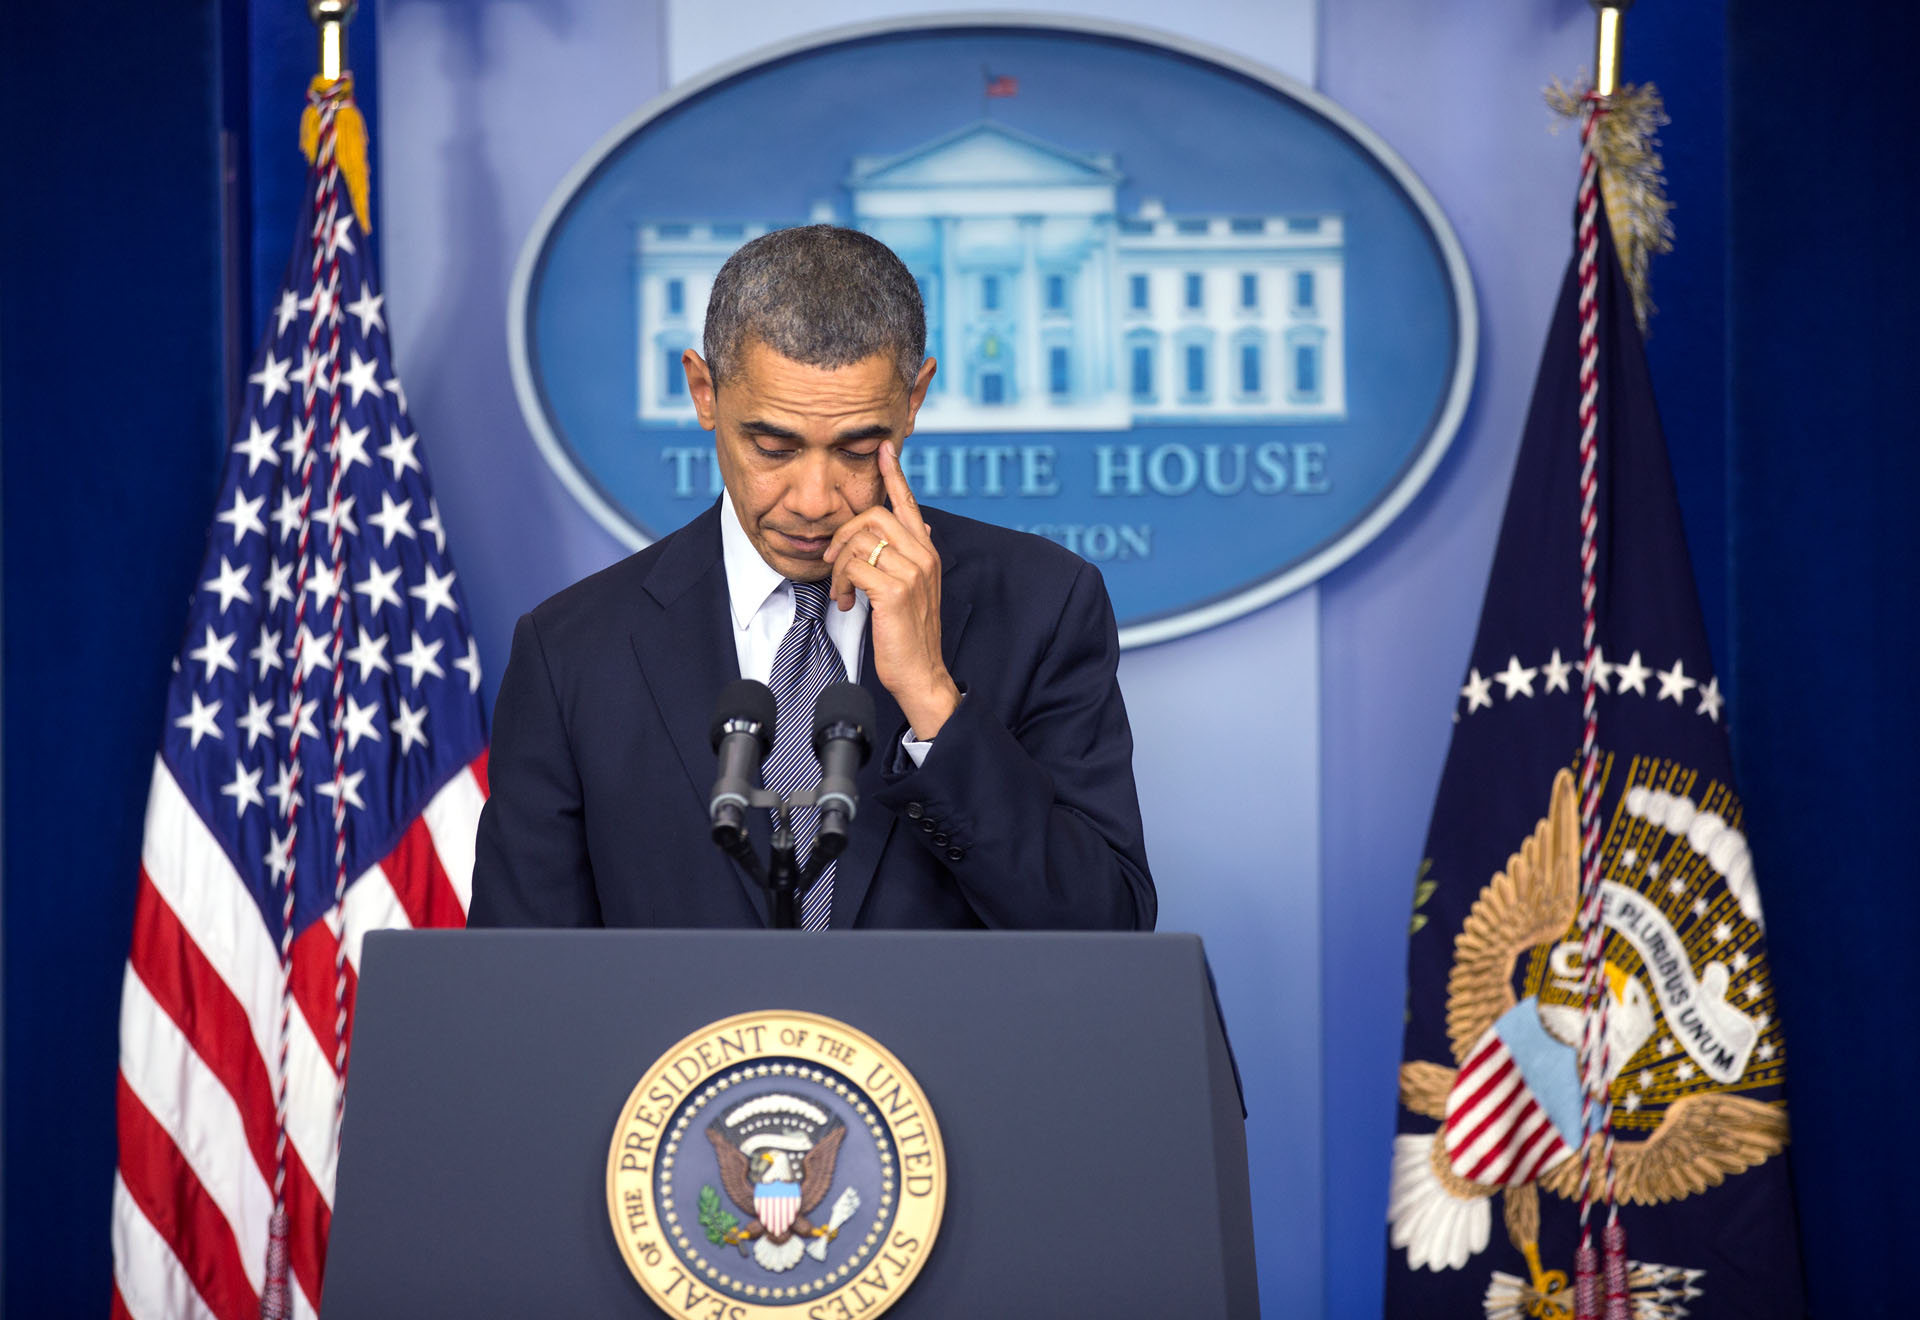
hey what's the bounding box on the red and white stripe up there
[756,1189,800,1239]
[1442,1033,1573,1189]
[112,750,488,1319]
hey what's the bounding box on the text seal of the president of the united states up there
[608,1010,946,1318]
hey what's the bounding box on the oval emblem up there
[606,1010,945,1317]
[512,19,1475,646]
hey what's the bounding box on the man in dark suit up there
[469,226,1154,931]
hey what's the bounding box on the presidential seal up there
[607,1011,945,1318]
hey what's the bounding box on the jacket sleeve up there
[870,561,1156,931]
[468,612,604,927]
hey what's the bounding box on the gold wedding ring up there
[867,537,889,567]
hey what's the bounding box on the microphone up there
[708,680,777,849]
[811,682,875,848]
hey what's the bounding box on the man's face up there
[686,339,936,581]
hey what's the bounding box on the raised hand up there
[822,442,960,739]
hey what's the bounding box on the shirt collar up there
[719,490,788,632]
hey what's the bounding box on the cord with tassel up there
[299,75,372,235]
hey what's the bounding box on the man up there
[469,225,1153,931]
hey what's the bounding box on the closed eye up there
[740,421,801,456]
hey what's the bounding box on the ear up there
[903,357,938,434]
[685,349,719,431]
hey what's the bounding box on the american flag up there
[112,80,488,1319]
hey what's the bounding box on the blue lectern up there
[322,930,1257,1317]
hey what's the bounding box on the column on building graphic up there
[630,122,1346,430]
[1113,201,1346,424]
[633,222,778,420]
[850,122,1131,431]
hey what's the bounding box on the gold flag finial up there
[299,0,372,234]
[1592,1,1632,99]
[310,0,355,83]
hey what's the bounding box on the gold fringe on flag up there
[1547,79,1673,332]
[299,74,372,235]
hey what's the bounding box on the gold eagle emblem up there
[1392,768,1787,1313]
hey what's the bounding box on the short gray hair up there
[703,225,926,389]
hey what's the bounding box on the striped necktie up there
[762,578,844,929]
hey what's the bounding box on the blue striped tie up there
[762,579,844,929]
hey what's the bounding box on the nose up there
[784,450,838,524]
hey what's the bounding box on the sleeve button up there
[904,802,924,819]
[931,832,950,847]
[920,818,936,833]
[946,847,965,862]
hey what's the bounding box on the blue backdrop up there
[2,1,1914,1315]
[1726,3,1920,1311]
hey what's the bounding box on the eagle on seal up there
[707,1097,850,1273]
[1391,768,1787,1308]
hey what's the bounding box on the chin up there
[755,541,820,576]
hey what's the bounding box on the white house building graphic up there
[634,122,1347,431]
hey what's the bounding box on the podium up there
[323,931,1257,1317]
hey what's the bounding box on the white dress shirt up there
[720,492,933,764]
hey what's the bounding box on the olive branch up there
[1409,858,1437,934]
[698,1185,740,1246]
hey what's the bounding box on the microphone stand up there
[714,787,848,930]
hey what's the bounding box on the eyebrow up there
[738,419,894,444]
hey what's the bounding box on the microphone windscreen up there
[811,682,875,758]
[709,679,777,752]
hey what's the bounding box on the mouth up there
[769,528,834,557]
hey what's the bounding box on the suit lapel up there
[830,561,973,928]
[627,503,770,925]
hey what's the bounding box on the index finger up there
[881,441,927,535]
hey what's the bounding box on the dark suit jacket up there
[468,501,1155,931]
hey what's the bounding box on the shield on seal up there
[754,1180,800,1238]
[1442,1001,1585,1187]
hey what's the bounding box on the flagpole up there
[310,0,354,83]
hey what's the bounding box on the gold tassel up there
[299,75,373,235]
[1546,78,1674,333]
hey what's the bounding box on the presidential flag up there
[1385,98,1803,1318]
[112,77,488,1319]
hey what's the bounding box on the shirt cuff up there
[898,687,962,769]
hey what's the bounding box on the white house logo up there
[510,20,1475,646]
[637,122,1346,434]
